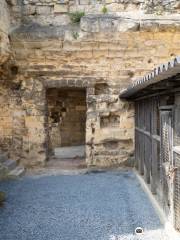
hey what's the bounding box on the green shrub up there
[69,11,85,24]
[102,5,108,14]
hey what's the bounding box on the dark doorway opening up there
[46,88,87,169]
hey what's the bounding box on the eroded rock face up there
[86,85,134,167]
[7,0,180,27]
[143,0,180,13]
[0,0,11,65]
[0,0,179,167]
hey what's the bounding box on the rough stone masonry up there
[0,0,180,168]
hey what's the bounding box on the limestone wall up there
[143,0,180,13]
[19,0,143,26]
[8,24,180,167]
[0,1,22,162]
[0,0,11,65]
[8,0,180,26]
[0,0,180,167]
[0,81,24,161]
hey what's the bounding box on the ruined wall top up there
[19,0,180,13]
[6,0,180,28]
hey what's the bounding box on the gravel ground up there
[0,170,168,240]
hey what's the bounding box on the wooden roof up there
[120,56,180,99]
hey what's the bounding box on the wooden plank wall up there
[134,83,180,231]
[135,97,162,201]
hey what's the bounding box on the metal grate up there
[174,153,180,232]
[157,141,160,180]
[174,107,180,146]
[160,111,172,164]
[160,110,172,214]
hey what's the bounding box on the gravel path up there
[0,170,168,240]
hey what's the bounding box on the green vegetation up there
[155,6,163,15]
[102,5,108,14]
[72,31,79,40]
[69,11,85,24]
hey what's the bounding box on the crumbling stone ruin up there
[0,0,180,172]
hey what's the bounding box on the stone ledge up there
[81,14,180,32]
[11,24,72,40]
[10,13,180,42]
[81,14,140,32]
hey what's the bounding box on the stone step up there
[8,166,25,179]
[3,159,17,171]
[0,153,8,163]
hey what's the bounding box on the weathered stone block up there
[81,16,99,32]
[23,5,36,15]
[79,0,90,5]
[117,19,139,32]
[54,3,69,13]
[36,6,52,15]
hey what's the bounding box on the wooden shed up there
[120,56,180,232]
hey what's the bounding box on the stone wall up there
[8,0,180,26]
[143,0,180,13]
[0,0,179,167]
[8,22,180,167]
[0,81,24,161]
[0,1,22,163]
[0,0,11,65]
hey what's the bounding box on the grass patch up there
[102,5,108,14]
[69,11,85,24]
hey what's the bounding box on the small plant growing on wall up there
[155,6,163,15]
[102,5,108,14]
[69,11,85,24]
[72,31,79,40]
